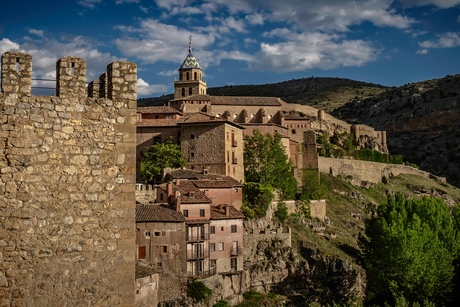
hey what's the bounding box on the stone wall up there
[318,156,441,185]
[135,273,159,307]
[0,52,137,306]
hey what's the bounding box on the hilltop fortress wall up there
[318,156,444,186]
[0,52,137,306]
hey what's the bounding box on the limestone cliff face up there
[198,219,366,306]
[333,74,460,187]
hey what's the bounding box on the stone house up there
[136,110,245,183]
[165,168,243,209]
[135,203,186,271]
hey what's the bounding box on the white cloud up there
[29,29,44,37]
[419,32,460,48]
[137,78,169,96]
[0,38,22,54]
[245,13,264,25]
[416,49,428,54]
[251,31,377,72]
[399,0,460,9]
[77,0,102,9]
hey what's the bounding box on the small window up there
[231,225,237,233]
[145,230,151,237]
[162,245,168,253]
[183,210,189,217]
[190,192,195,198]
[218,242,224,251]
[210,226,215,234]
[190,134,196,140]
[210,243,215,252]
[221,227,224,231]
[210,259,216,267]
[200,209,205,217]
[154,231,161,237]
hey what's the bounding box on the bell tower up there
[174,35,207,99]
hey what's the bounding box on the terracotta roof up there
[137,119,181,127]
[136,204,185,222]
[209,96,283,106]
[210,205,245,220]
[165,169,243,187]
[170,94,211,102]
[137,106,183,114]
[175,181,212,204]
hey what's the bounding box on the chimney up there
[167,182,173,197]
[225,205,230,217]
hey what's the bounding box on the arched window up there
[186,72,189,80]
[181,88,185,97]
[194,72,197,80]
[189,87,192,95]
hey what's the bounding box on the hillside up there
[331,74,460,188]
[202,172,460,306]
[137,77,387,113]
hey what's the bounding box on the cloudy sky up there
[1,0,459,97]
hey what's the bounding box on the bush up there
[187,279,212,303]
[213,300,229,307]
[274,201,288,223]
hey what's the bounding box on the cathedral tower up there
[174,35,207,99]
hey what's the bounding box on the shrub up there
[187,279,212,303]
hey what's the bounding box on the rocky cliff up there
[332,74,460,187]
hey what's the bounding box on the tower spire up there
[188,34,193,54]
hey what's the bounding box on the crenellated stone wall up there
[0,51,137,306]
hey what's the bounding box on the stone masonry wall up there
[0,52,137,306]
[318,156,440,186]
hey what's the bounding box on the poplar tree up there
[244,130,297,200]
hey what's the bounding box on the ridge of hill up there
[332,74,460,188]
[137,77,387,113]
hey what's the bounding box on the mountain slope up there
[332,74,460,187]
[137,77,386,113]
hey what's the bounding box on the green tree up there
[139,140,186,183]
[244,130,297,200]
[242,182,274,219]
[360,193,460,306]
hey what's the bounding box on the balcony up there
[230,247,239,256]
[186,233,210,242]
[187,249,208,260]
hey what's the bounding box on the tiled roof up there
[136,204,185,222]
[170,94,211,102]
[210,205,245,220]
[165,169,242,187]
[137,119,181,127]
[137,106,182,114]
[180,50,202,70]
[175,181,212,204]
[209,96,283,106]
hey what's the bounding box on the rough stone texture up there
[0,52,137,306]
[135,273,159,307]
[318,156,442,186]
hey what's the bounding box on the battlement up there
[1,52,137,306]
[1,51,137,101]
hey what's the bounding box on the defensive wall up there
[318,156,445,186]
[0,52,137,306]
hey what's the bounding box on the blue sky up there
[1,0,460,97]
